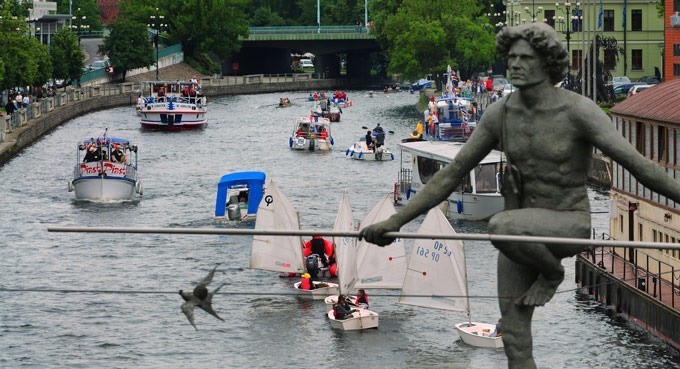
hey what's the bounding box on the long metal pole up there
[365,0,368,27]
[155,27,159,80]
[581,0,586,96]
[591,0,597,103]
[46,225,680,250]
[317,0,321,33]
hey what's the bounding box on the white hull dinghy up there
[327,308,379,330]
[346,139,394,161]
[289,116,334,151]
[293,281,340,300]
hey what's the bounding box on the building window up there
[620,214,624,233]
[631,10,642,31]
[546,10,556,28]
[675,0,680,12]
[603,9,614,31]
[636,121,645,155]
[604,49,616,70]
[675,63,680,77]
[632,49,642,70]
[658,126,668,162]
[639,223,643,241]
[572,49,582,70]
[674,44,680,57]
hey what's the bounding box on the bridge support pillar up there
[316,54,341,77]
[347,52,371,79]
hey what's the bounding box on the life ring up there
[295,136,306,146]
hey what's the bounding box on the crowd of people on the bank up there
[2,87,58,117]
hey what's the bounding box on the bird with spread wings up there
[179,264,226,330]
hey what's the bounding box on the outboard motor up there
[305,254,320,279]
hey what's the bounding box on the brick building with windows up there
[665,0,680,80]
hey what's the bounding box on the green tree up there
[375,0,496,81]
[0,6,51,91]
[55,0,104,33]
[119,0,249,64]
[98,20,155,81]
[252,7,286,26]
[50,29,84,88]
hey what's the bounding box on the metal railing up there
[585,231,679,309]
[249,26,367,34]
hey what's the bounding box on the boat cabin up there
[215,171,266,221]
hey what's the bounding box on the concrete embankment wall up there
[575,255,680,351]
[0,78,347,167]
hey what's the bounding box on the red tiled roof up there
[610,79,680,124]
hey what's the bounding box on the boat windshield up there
[474,163,502,193]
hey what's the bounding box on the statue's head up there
[496,23,569,85]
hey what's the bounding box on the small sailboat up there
[249,180,338,299]
[355,194,407,290]
[399,207,503,349]
[325,193,379,330]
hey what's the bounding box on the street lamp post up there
[148,9,165,81]
[555,3,573,68]
[525,0,544,22]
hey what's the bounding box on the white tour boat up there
[138,80,207,130]
[68,135,142,201]
[394,140,504,221]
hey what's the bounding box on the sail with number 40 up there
[355,193,407,289]
[399,207,468,312]
[249,180,304,274]
[333,192,358,295]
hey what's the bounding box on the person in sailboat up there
[352,289,369,309]
[358,22,680,369]
[333,295,356,320]
[489,318,502,337]
[299,273,314,290]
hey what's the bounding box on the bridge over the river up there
[232,26,382,78]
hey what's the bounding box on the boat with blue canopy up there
[214,171,266,221]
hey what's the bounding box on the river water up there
[1,91,678,368]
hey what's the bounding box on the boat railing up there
[397,168,412,197]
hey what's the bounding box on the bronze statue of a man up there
[359,22,680,369]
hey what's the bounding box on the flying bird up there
[179,264,226,330]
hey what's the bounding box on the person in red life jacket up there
[333,295,356,320]
[485,77,493,93]
[299,273,313,290]
[319,128,328,140]
[353,289,369,308]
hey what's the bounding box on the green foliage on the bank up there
[98,20,155,81]
[185,54,222,75]
[374,0,497,81]
[118,0,249,62]
[51,29,83,86]
[0,4,52,91]
[55,0,104,32]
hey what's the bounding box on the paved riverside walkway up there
[583,246,680,312]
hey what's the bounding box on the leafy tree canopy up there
[378,0,496,80]
[119,0,249,61]
[0,3,52,91]
[55,0,104,32]
[50,29,84,84]
[98,20,155,81]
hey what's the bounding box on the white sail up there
[333,192,357,295]
[399,207,468,312]
[355,193,407,289]
[249,180,304,274]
